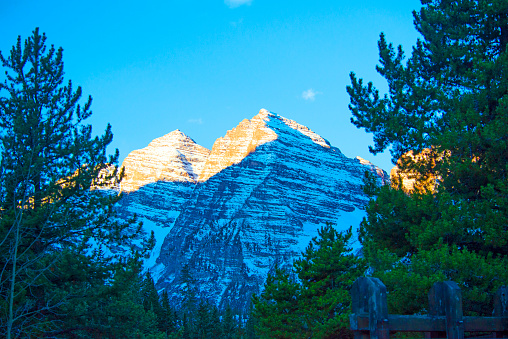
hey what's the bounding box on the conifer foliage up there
[0,28,263,338]
[252,224,366,339]
[0,28,155,337]
[347,0,508,315]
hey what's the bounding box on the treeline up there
[138,271,256,339]
[252,225,364,339]
[134,224,364,339]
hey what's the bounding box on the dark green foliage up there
[142,271,163,316]
[209,304,223,338]
[294,225,366,338]
[347,0,508,316]
[143,268,249,339]
[244,303,258,339]
[348,0,508,164]
[252,268,304,339]
[252,224,365,338]
[0,28,157,338]
[180,263,198,315]
[59,258,162,338]
[160,289,178,335]
[194,300,218,339]
[195,300,210,338]
[222,303,238,339]
[182,312,192,339]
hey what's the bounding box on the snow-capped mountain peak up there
[120,130,210,192]
[117,109,386,312]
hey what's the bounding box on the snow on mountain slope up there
[116,131,210,268]
[121,130,210,192]
[198,109,278,182]
[116,109,386,312]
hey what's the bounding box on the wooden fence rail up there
[349,277,508,339]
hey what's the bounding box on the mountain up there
[121,129,210,191]
[117,109,387,311]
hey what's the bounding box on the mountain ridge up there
[117,109,387,311]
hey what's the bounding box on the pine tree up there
[74,257,161,338]
[347,0,508,315]
[181,312,192,339]
[0,28,155,337]
[222,303,238,339]
[209,304,222,338]
[180,263,198,315]
[252,224,365,338]
[294,224,365,338]
[252,267,304,339]
[142,271,163,315]
[160,289,177,336]
[245,302,258,339]
[195,300,213,339]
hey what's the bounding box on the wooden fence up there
[349,277,508,339]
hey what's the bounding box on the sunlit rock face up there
[116,131,210,270]
[198,109,278,182]
[118,109,386,312]
[120,130,210,192]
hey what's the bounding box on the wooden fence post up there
[427,281,446,339]
[494,286,508,338]
[428,281,464,339]
[351,277,389,339]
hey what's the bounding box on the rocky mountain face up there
[121,130,210,191]
[117,109,387,312]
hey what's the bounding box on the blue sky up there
[1,0,421,172]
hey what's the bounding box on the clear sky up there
[1,0,422,172]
